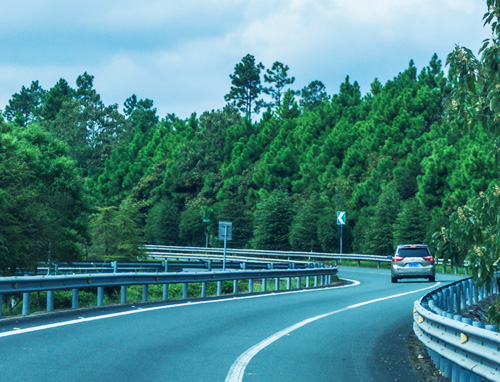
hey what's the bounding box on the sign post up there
[218,221,232,271]
[337,211,346,254]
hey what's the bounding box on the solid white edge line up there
[0,278,360,338]
[225,282,441,382]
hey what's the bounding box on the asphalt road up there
[0,267,464,382]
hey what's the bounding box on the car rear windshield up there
[397,248,430,257]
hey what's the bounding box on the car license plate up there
[408,263,418,267]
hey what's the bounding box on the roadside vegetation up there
[0,1,499,320]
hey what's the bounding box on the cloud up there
[0,0,492,119]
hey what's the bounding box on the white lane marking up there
[0,279,360,338]
[225,282,441,382]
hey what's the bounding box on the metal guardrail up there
[143,245,391,267]
[413,274,500,381]
[0,266,338,318]
[36,258,315,275]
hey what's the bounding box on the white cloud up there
[0,0,492,119]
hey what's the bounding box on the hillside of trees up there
[1,2,499,307]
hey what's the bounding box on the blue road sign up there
[337,211,346,225]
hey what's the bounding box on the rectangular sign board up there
[218,221,232,240]
[337,211,346,225]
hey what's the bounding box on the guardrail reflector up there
[461,333,468,344]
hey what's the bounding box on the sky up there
[0,0,493,120]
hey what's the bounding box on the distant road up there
[0,268,464,381]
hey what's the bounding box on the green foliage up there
[289,194,323,252]
[252,190,294,250]
[362,185,401,256]
[224,54,265,119]
[393,198,428,245]
[89,201,144,261]
[4,80,46,126]
[433,187,500,291]
[145,198,180,245]
[0,124,89,274]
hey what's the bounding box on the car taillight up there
[423,256,434,262]
[392,256,404,262]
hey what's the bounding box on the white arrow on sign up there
[337,211,346,225]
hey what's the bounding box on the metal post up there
[47,291,54,312]
[262,278,267,292]
[120,285,127,304]
[223,225,227,271]
[287,277,291,290]
[201,282,206,298]
[340,225,343,255]
[249,279,254,293]
[97,287,104,307]
[233,280,238,294]
[217,281,222,296]
[275,278,279,291]
[183,283,188,299]
[22,292,30,316]
[163,284,169,300]
[72,288,79,309]
[142,285,148,302]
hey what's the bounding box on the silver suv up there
[390,244,435,283]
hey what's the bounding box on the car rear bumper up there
[391,265,435,278]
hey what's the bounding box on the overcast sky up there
[0,0,492,120]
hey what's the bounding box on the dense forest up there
[0,1,499,305]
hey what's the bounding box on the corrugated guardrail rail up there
[143,245,392,268]
[414,273,500,382]
[0,266,338,318]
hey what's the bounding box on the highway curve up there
[0,267,464,381]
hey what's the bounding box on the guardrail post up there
[467,279,473,305]
[112,261,118,273]
[357,260,360,267]
[443,288,450,311]
[207,260,212,272]
[262,278,267,292]
[314,276,318,287]
[47,290,54,312]
[460,281,467,310]
[454,286,460,312]
[163,284,169,300]
[286,277,291,290]
[217,281,222,296]
[22,292,30,315]
[97,287,104,307]
[142,285,148,302]
[297,277,301,289]
[249,279,254,293]
[120,285,127,304]
[233,280,238,294]
[72,288,79,309]
[162,260,168,272]
[183,283,188,299]
[201,282,207,298]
